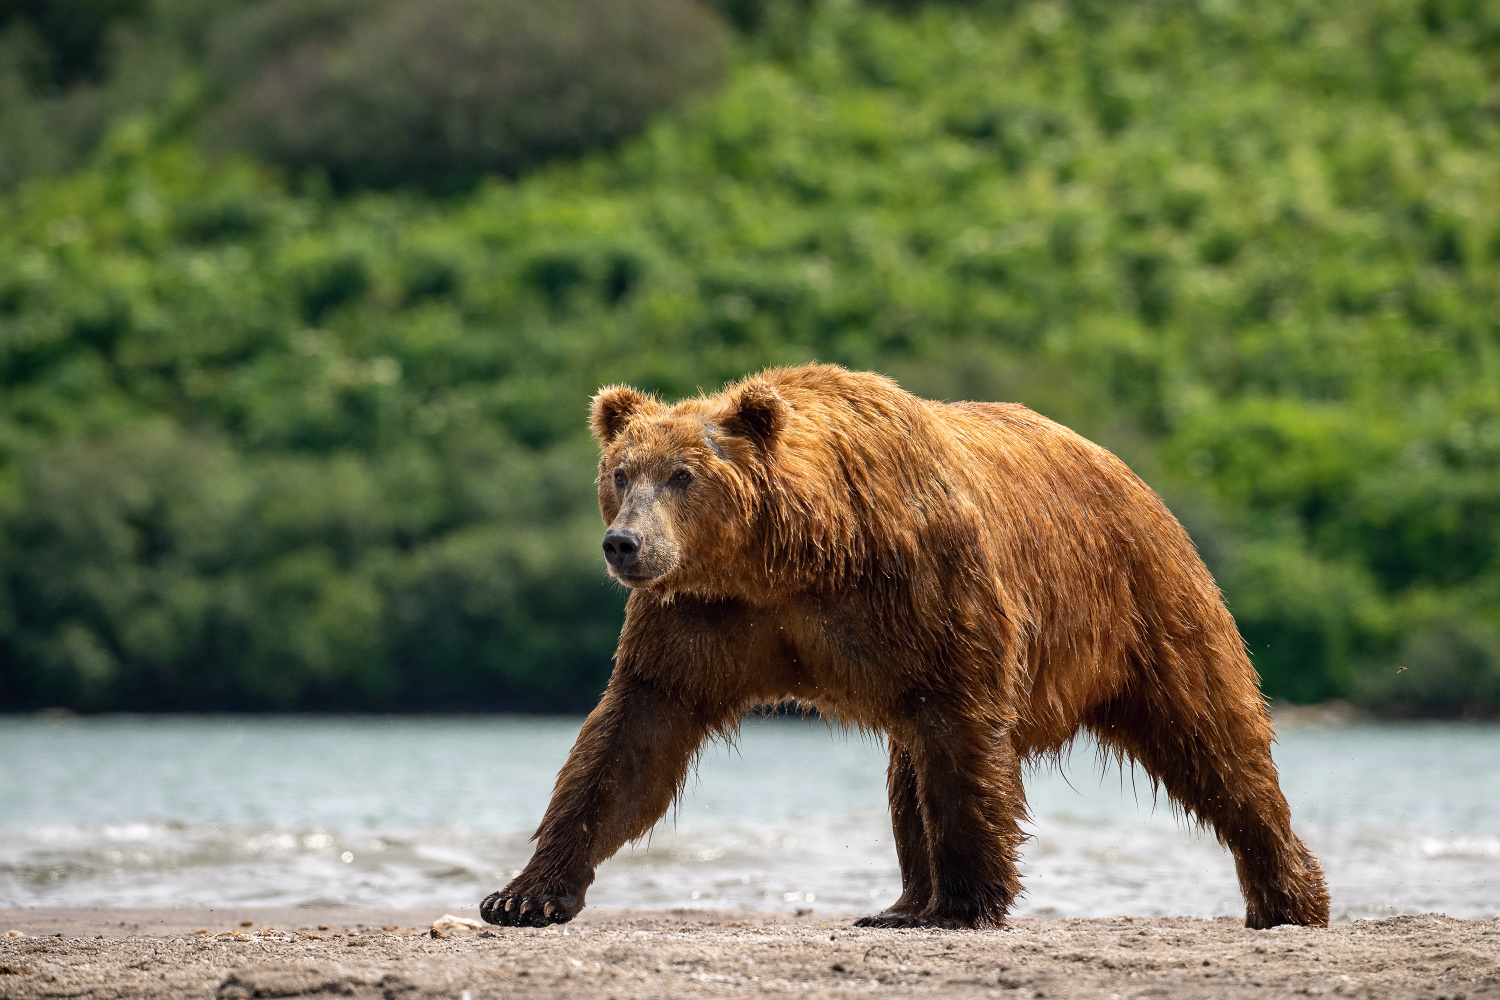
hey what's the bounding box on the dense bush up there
[1352,619,1500,718]
[0,0,148,87]
[0,0,247,189]
[0,0,727,193]
[0,422,619,710]
[209,0,728,190]
[1,0,1498,713]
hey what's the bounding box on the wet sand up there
[2,907,1497,998]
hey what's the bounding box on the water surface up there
[1,715,1495,921]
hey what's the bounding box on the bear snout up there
[602,528,642,569]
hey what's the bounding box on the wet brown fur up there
[480,364,1330,931]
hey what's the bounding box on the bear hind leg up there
[1089,691,1330,929]
[870,704,1027,929]
[854,740,933,927]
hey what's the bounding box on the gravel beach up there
[1,907,1497,999]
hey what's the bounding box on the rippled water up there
[1,715,1495,922]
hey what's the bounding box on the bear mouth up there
[607,566,655,587]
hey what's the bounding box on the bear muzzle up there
[601,523,680,585]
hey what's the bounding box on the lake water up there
[1,715,1495,922]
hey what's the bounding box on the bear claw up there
[480,886,580,927]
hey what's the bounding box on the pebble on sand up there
[430,914,486,938]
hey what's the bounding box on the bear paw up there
[480,885,581,927]
[853,908,928,929]
[855,907,1005,930]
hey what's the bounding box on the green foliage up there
[0,0,728,193]
[0,0,148,88]
[0,0,247,189]
[1353,618,1500,717]
[2,0,1499,713]
[207,0,729,191]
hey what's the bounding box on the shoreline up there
[3,908,1497,998]
[9,701,1493,722]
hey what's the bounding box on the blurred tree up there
[0,0,147,88]
[1353,619,1500,718]
[0,0,246,189]
[2,0,1499,714]
[209,0,729,191]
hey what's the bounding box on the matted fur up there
[481,364,1330,930]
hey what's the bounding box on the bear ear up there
[725,382,787,448]
[590,385,651,444]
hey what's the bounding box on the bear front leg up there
[895,704,1027,929]
[480,677,725,927]
[854,740,932,927]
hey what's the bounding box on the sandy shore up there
[1,907,1497,998]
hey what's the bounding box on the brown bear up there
[480,363,1330,930]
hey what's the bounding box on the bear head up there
[589,377,788,594]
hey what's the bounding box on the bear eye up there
[670,469,692,485]
[613,469,627,488]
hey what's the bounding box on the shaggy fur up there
[480,364,1330,930]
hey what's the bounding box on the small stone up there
[5,931,24,938]
[431,914,486,935]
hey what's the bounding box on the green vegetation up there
[0,0,727,191]
[206,0,728,190]
[2,0,1499,715]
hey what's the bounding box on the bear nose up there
[602,529,641,568]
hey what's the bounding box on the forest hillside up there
[2,0,1498,715]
